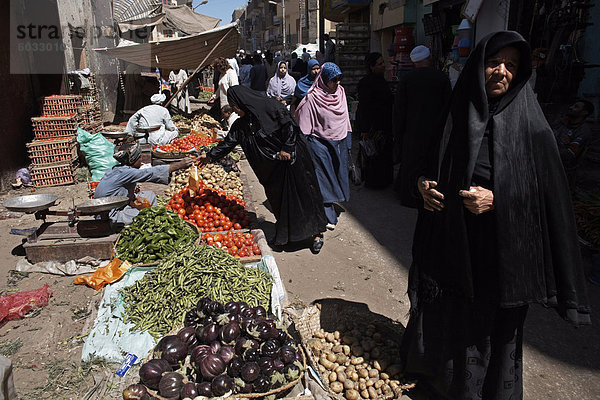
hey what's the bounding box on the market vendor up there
[94,142,193,227]
[123,93,179,145]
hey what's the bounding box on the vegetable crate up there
[288,300,415,400]
[30,161,77,187]
[27,137,78,166]
[31,114,79,139]
[42,95,83,116]
[200,229,265,263]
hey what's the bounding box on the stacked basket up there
[80,74,103,133]
[28,95,82,187]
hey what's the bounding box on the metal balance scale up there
[3,194,129,263]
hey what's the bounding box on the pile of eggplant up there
[123,298,304,400]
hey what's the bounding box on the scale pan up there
[76,196,129,214]
[2,194,59,213]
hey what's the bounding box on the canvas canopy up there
[95,22,239,70]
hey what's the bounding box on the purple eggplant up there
[252,305,267,320]
[243,348,260,362]
[283,362,302,381]
[220,321,241,344]
[273,358,285,372]
[228,313,241,323]
[155,336,188,366]
[180,382,199,399]
[240,362,260,382]
[196,297,211,312]
[253,375,272,393]
[209,341,222,355]
[198,323,220,344]
[200,354,226,380]
[158,372,185,399]
[218,345,235,364]
[177,326,198,352]
[240,307,255,319]
[224,301,240,315]
[276,329,288,343]
[280,345,296,365]
[258,357,275,376]
[235,337,259,355]
[211,374,234,396]
[206,300,225,315]
[139,359,172,390]
[227,357,243,377]
[260,339,280,358]
[191,345,211,369]
[237,302,250,316]
[122,383,150,400]
[197,381,213,397]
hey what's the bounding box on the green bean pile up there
[120,243,272,338]
[116,206,198,264]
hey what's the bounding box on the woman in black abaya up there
[400,31,590,399]
[198,86,327,252]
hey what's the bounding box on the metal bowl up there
[100,131,129,140]
[2,194,59,213]
[75,196,129,214]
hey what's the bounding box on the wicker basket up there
[146,326,307,400]
[288,300,415,400]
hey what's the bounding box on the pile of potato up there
[307,324,405,400]
[166,164,243,199]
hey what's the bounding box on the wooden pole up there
[165,27,233,107]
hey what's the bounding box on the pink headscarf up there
[294,64,351,141]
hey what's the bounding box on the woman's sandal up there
[311,235,324,254]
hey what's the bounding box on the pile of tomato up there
[202,231,261,257]
[166,186,251,232]
[154,133,214,153]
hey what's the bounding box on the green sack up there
[77,128,119,181]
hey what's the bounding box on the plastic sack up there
[16,168,31,185]
[0,284,52,322]
[77,127,119,181]
[73,258,132,290]
[188,164,202,196]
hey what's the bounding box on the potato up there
[336,354,348,365]
[330,382,344,393]
[342,345,351,356]
[327,352,337,363]
[358,381,367,391]
[382,384,392,395]
[361,339,376,352]
[334,331,341,340]
[337,371,347,383]
[361,389,370,399]
[374,380,384,389]
[335,366,346,374]
[368,369,379,379]
[332,345,344,353]
[345,389,360,400]
[367,378,378,387]
[318,365,327,374]
[376,388,382,395]
[343,380,355,391]
[329,372,337,382]
[314,329,325,339]
[320,357,335,370]
[326,332,336,343]
[351,357,364,365]
[358,368,369,379]
[368,387,378,399]
[379,371,389,380]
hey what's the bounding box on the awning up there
[113,0,163,24]
[95,22,239,70]
[323,0,371,22]
[163,6,221,35]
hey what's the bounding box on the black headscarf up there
[227,85,295,135]
[420,31,589,324]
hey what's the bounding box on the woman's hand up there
[459,186,494,214]
[277,150,291,161]
[418,176,445,211]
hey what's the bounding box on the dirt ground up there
[0,158,598,399]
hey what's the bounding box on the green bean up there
[120,243,272,338]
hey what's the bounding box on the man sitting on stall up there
[94,142,193,227]
[124,93,179,146]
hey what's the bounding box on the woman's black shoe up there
[311,237,324,254]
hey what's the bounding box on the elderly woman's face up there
[232,105,245,117]
[310,64,321,77]
[484,46,520,98]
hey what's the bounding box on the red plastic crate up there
[27,138,78,165]
[31,114,79,139]
[30,161,76,187]
[42,95,83,116]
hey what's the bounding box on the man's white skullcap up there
[410,45,431,63]
[151,93,166,104]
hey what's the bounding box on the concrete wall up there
[474,0,509,44]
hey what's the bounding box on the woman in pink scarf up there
[267,61,297,105]
[295,62,352,230]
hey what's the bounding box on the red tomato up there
[233,223,242,230]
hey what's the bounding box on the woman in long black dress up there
[356,52,394,189]
[198,85,327,252]
[401,31,590,399]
